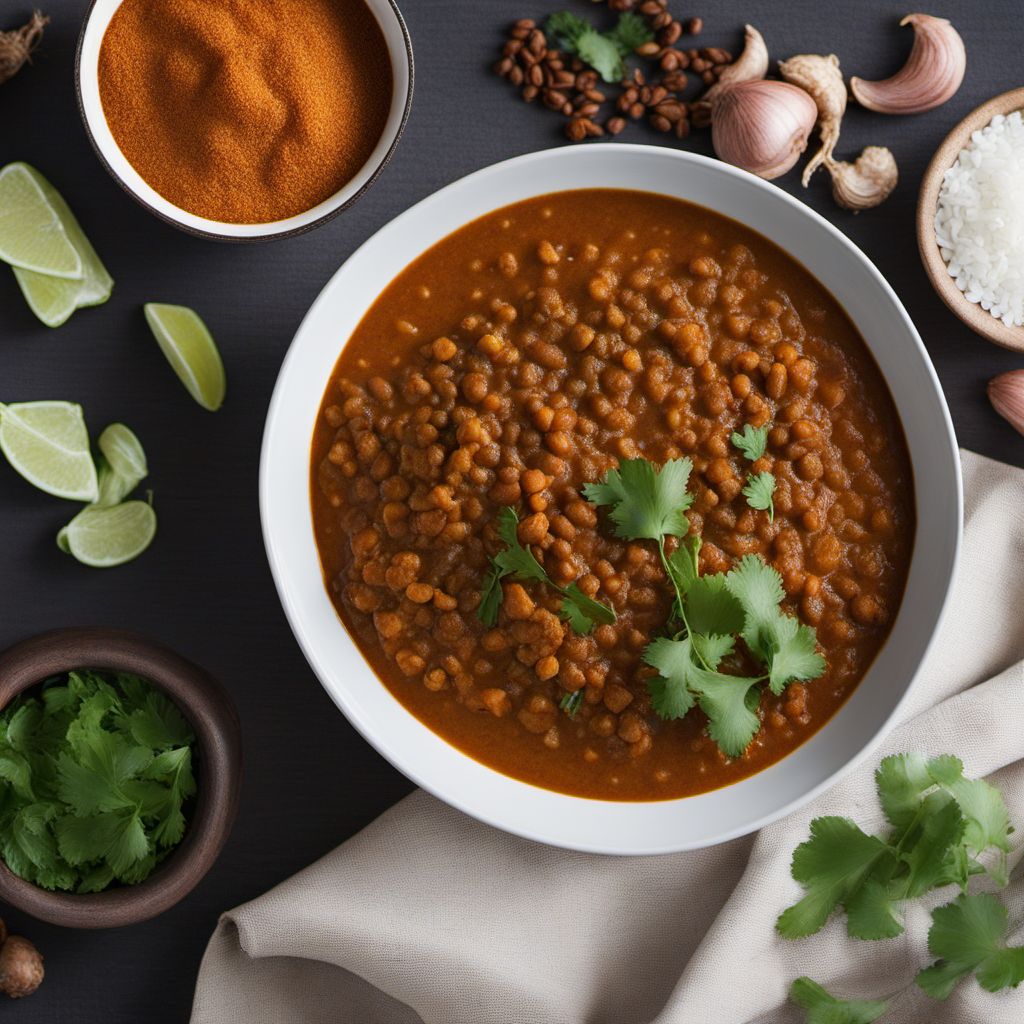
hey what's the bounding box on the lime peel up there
[57,501,157,568]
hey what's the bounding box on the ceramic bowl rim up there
[260,144,962,855]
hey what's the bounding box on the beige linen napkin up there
[191,449,1024,1024]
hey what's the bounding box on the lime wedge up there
[144,304,226,411]
[93,424,147,506]
[0,163,84,280]
[57,501,156,567]
[10,166,113,327]
[0,401,99,501]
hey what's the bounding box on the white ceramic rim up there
[74,0,414,241]
[260,145,962,854]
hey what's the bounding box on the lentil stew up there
[311,189,914,801]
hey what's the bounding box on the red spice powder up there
[98,0,393,224]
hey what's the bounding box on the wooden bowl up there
[0,628,242,929]
[917,87,1024,352]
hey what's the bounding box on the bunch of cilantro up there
[582,455,823,756]
[0,670,196,893]
[783,753,1023,1021]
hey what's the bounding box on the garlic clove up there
[989,371,1024,437]
[778,53,847,186]
[850,13,966,115]
[826,146,899,210]
[704,24,769,102]
[711,79,818,180]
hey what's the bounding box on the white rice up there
[934,110,1024,328]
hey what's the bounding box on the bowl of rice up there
[917,86,1024,352]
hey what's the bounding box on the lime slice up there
[57,501,157,568]
[98,423,147,486]
[93,424,147,507]
[0,163,84,280]
[10,166,113,328]
[144,304,226,411]
[0,401,99,501]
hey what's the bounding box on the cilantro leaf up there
[875,753,933,831]
[582,457,693,543]
[605,11,653,57]
[560,582,616,633]
[477,563,508,628]
[480,507,615,633]
[575,28,623,83]
[691,632,735,669]
[898,793,966,899]
[666,534,701,596]
[731,423,769,462]
[725,555,786,658]
[691,667,763,756]
[777,817,896,939]
[123,690,193,750]
[789,977,888,1024]
[546,11,589,49]
[917,894,1024,998]
[559,690,584,718]
[844,875,904,940]
[685,573,745,636]
[643,636,698,720]
[763,615,826,694]
[492,507,547,584]
[742,471,776,520]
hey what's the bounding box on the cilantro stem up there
[657,540,715,672]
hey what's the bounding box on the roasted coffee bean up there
[657,21,682,46]
[652,11,672,30]
[577,102,601,117]
[528,63,544,87]
[701,46,731,64]
[686,16,703,34]
[543,89,568,110]
[662,69,688,91]
[629,101,645,119]
[650,114,671,133]
[528,29,546,54]
[522,83,539,102]
[702,69,715,85]
[640,0,666,14]
[659,49,681,71]
[508,65,524,87]
[607,116,628,135]
[690,101,712,128]
[502,39,523,57]
[493,57,513,77]
[690,57,710,73]
[565,118,588,141]
[635,41,661,57]
[674,116,691,139]
[584,89,606,103]
[553,69,575,88]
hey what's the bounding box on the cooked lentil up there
[311,189,915,801]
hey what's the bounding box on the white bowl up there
[261,145,961,854]
[75,0,413,242]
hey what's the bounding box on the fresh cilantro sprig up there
[582,457,824,757]
[731,422,776,520]
[0,670,196,893]
[789,977,888,1024]
[777,753,1015,943]
[783,753,1023,1012]
[478,506,615,634]
[546,10,653,84]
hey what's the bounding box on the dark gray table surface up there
[1,0,1022,1019]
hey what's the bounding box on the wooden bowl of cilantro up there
[0,628,241,928]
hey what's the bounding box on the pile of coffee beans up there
[491,1,736,141]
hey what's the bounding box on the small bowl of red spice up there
[75,0,413,241]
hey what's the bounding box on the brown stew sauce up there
[311,189,914,801]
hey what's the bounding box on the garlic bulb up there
[989,371,1024,437]
[704,24,769,102]
[850,14,966,115]
[711,79,818,180]
[778,54,847,186]
[826,147,899,210]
